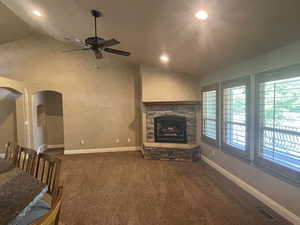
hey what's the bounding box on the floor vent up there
[257,207,274,220]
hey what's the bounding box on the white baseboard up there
[0,153,5,158]
[202,156,300,225]
[64,146,142,155]
[47,144,64,149]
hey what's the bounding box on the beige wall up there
[0,36,197,151]
[140,65,198,102]
[197,40,300,217]
[0,77,29,148]
[45,92,64,145]
[140,65,200,145]
[0,88,17,153]
[0,34,140,150]
[32,91,47,149]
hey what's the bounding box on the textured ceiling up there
[2,0,300,75]
[0,2,34,44]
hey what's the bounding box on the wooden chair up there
[5,142,22,166]
[17,147,38,176]
[35,153,62,200]
[31,186,63,225]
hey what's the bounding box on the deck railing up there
[262,126,300,157]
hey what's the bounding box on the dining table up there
[0,158,48,225]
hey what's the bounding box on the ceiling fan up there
[64,10,130,59]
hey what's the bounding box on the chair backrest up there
[32,186,63,225]
[18,147,38,176]
[35,153,62,196]
[5,142,21,166]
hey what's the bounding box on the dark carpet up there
[58,151,291,225]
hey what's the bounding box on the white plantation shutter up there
[255,64,300,185]
[203,91,217,139]
[201,84,219,146]
[221,76,250,160]
[223,86,247,150]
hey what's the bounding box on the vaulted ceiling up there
[0,2,34,44]
[1,0,300,75]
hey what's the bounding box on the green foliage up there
[226,87,246,122]
[263,79,300,126]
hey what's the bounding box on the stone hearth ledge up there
[142,143,201,161]
[143,142,199,149]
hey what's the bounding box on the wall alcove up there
[32,90,64,151]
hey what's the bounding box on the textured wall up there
[141,65,198,102]
[197,40,300,217]
[45,92,64,145]
[32,92,47,149]
[0,34,141,150]
[0,77,29,148]
[0,88,17,153]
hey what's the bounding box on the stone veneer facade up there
[142,103,200,161]
[145,104,197,144]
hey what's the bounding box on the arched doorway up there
[32,91,64,152]
[0,87,22,153]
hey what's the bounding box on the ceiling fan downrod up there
[91,10,102,42]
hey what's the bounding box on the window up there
[200,65,300,186]
[255,65,300,185]
[221,77,250,160]
[201,84,218,146]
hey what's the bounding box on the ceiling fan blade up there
[94,50,103,59]
[62,47,91,52]
[104,48,130,56]
[64,37,86,46]
[103,39,120,47]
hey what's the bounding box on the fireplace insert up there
[154,115,187,143]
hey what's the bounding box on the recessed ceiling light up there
[32,10,42,17]
[160,55,169,63]
[195,10,208,20]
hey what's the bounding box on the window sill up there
[260,148,300,173]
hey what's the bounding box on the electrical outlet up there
[116,139,120,143]
[80,140,85,145]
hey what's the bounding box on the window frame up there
[255,64,300,186]
[221,76,251,162]
[201,83,219,146]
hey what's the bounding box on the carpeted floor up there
[58,151,291,225]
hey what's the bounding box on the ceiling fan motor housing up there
[85,37,105,47]
[91,10,102,18]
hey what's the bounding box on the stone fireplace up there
[142,102,200,161]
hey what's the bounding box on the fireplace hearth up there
[154,115,187,144]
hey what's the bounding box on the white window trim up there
[254,64,300,186]
[221,76,251,161]
[201,83,219,146]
